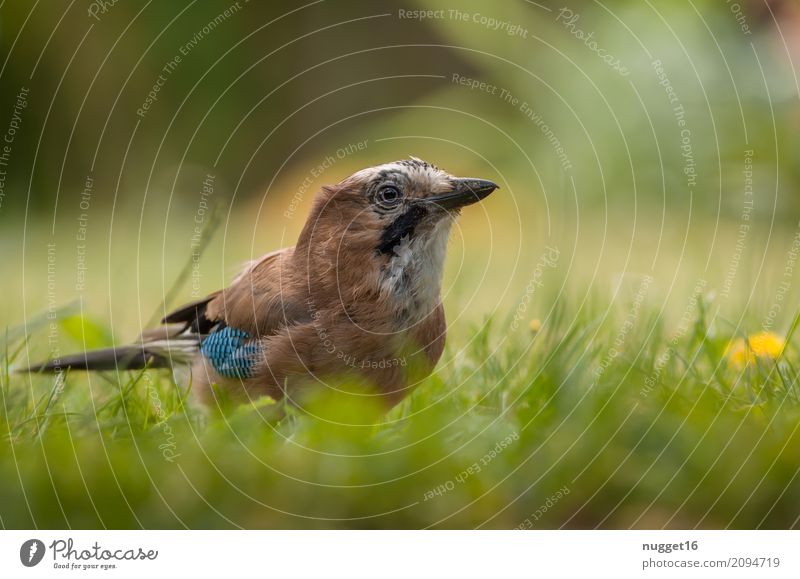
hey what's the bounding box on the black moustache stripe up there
[377,204,427,255]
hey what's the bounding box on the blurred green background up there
[1,0,800,528]
[2,0,799,332]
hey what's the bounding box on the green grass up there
[1,292,799,529]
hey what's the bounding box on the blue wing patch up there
[200,326,260,379]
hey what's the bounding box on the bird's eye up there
[376,185,402,208]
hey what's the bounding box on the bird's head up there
[295,158,498,312]
[298,158,497,255]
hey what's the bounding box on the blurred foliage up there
[0,0,798,219]
[2,0,799,333]
[0,0,476,214]
[1,292,799,528]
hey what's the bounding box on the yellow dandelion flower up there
[529,319,542,333]
[726,331,785,368]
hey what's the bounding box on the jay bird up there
[25,159,498,406]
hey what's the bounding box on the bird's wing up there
[203,247,311,337]
[128,247,310,378]
[159,292,222,334]
[156,249,287,336]
[159,247,309,339]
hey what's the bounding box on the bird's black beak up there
[424,178,499,210]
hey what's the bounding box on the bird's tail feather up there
[21,346,174,373]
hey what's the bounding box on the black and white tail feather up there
[21,295,217,374]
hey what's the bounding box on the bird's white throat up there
[381,218,452,320]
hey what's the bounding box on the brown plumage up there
[25,159,498,408]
